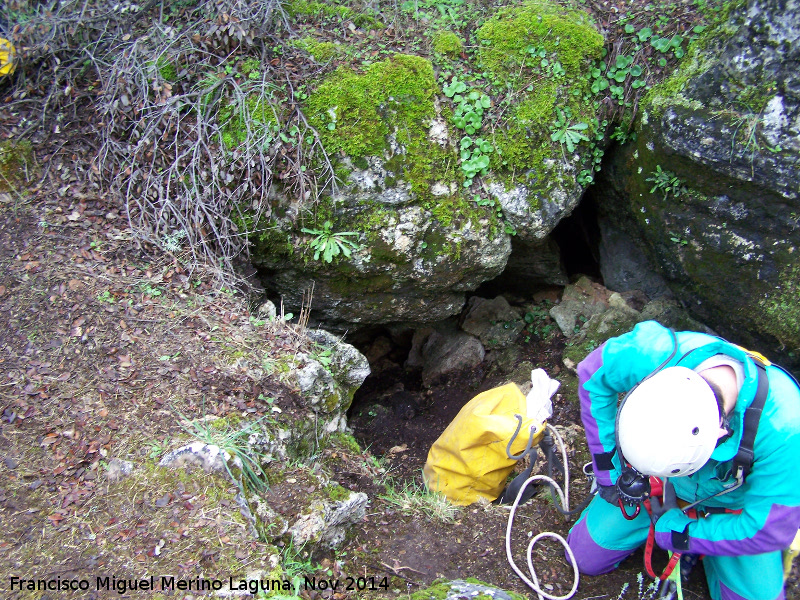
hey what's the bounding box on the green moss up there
[476,0,602,82]
[410,581,453,600]
[305,54,449,199]
[330,432,361,454]
[208,413,245,431]
[251,220,296,262]
[219,95,284,150]
[492,84,556,172]
[475,1,602,183]
[328,272,396,295]
[0,138,35,193]
[156,56,179,82]
[432,31,463,57]
[240,57,261,77]
[640,2,743,122]
[352,156,370,170]
[758,261,800,352]
[737,82,778,113]
[641,48,705,122]
[286,0,352,20]
[294,37,345,62]
[411,580,527,600]
[352,12,384,29]
[325,483,350,501]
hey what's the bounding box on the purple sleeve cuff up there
[577,344,617,486]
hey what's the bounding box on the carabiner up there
[618,498,641,520]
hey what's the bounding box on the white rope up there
[505,424,581,600]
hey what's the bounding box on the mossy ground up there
[0,139,36,193]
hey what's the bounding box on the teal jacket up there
[578,320,800,555]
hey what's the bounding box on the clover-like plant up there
[443,75,494,186]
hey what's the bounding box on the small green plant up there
[443,75,494,187]
[650,34,685,59]
[522,301,557,342]
[550,107,589,155]
[280,538,320,581]
[160,229,187,252]
[669,233,689,246]
[300,221,361,263]
[147,436,172,459]
[97,290,115,304]
[646,165,684,200]
[611,125,636,144]
[181,414,271,495]
[267,576,303,600]
[472,194,515,234]
[309,345,334,367]
[140,283,163,297]
[380,478,459,524]
[249,315,267,327]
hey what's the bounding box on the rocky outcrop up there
[555,278,713,371]
[599,0,800,369]
[251,1,607,329]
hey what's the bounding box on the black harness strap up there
[733,361,769,481]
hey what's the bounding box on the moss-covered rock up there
[432,31,463,57]
[250,1,607,328]
[601,0,800,371]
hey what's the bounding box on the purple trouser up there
[567,495,786,600]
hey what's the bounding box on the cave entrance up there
[344,195,602,481]
[551,192,602,282]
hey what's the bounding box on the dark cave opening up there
[551,193,603,282]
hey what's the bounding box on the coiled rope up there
[504,423,581,600]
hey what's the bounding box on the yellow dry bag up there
[423,382,546,506]
[0,37,16,78]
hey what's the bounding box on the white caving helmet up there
[618,366,720,477]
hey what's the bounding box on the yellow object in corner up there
[423,383,545,506]
[1,37,17,78]
[784,529,800,580]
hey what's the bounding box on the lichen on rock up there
[602,0,800,366]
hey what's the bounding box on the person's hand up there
[650,480,679,524]
[597,483,619,505]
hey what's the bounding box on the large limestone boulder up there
[599,0,800,369]
[251,1,607,329]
